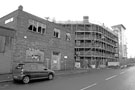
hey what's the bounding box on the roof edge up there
[112,24,126,30]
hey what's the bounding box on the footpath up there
[0,68,99,83]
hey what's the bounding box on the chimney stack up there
[18,5,23,11]
[83,16,89,23]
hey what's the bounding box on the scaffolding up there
[59,23,119,68]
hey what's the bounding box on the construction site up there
[57,16,119,68]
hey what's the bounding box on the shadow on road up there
[13,78,53,85]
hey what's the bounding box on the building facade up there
[0,6,74,73]
[0,26,15,73]
[57,16,119,68]
[112,24,127,65]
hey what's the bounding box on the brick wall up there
[0,8,74,71]
[15,10,74,70]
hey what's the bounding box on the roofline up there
[0,25,15,31]
[58,22,118,37]
[112,24,126,30]
[20,10,71,32]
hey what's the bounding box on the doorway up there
[51,52,61,70]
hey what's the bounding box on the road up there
[0,67,135,90]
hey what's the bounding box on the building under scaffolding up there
[57,16,119,68]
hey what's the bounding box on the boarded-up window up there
[5,36,12,48]
[66,33,71,41]
[0,36,5,53]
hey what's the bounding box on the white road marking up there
[80,83,97,90]
[120,71,125,74]
[105,75,117,80]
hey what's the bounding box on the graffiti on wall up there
[26,48,44,62]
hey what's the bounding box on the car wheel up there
[22,76,30,84]
[48,74,54,80]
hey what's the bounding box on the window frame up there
[53,28,60,38]
[33,21,37,32]
[42,24,46,34]
[37,22,42,33]
[28,19,34,31]
[28,19,46,34]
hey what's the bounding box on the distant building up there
[112,24,127,65]
[57,16,119,68]
[0,6,74,74]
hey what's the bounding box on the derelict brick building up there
[0,6,74,73]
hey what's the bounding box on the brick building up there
[0,26,15,73]
[0,6,74,73]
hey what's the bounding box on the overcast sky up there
[0,0,134,58]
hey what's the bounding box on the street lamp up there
[24,36,27,39]
[64,56,68,70]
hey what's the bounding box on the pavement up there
[0,68,95,83]
[0,73,13,83]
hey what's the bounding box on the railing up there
[75,37,117,47]
[75,44,116,53]
[75,30,118,43]
[76,50,116,58]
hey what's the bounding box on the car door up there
[37,65,48,78]
[42,68,49,78]
[28,64,39,79]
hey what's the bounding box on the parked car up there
[120,65,125,69]
[120,65,127,69]
[13,63,55,84]
[108,65,120,69]
[127,64,135,67]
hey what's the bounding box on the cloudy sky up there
[0,0,134,58]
